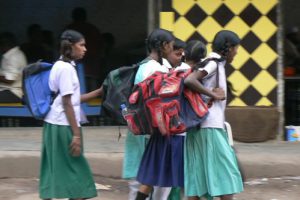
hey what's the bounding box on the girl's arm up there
[184,70,225,100]
[80,86,103,103]
[62,94,81,156]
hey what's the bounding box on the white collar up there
[59,56,76,66]
[208,52,222,59]
[162,58,173,69]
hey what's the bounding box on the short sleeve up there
[199,61,218,77]
[2,53,26,80]
[57,66,74,96]
[142,60,167,78]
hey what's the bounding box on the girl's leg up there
[220,194,233,200]
[188,197,200,200]
[128,180,141,200]
[68,198,84,200]
[152,186,172,200]
[135,185,152,200]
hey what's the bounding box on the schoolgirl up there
[135,30,227,199]
[123,28,175,200]
[184,30,244,200]
[40,30,100,200]
[167,38,186,68]
[168,39,208,200]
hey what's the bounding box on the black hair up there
[0,32,17,48]
[173,38,186,51]
[72,7,87,22]
[184,40,207,63]
[212,30,240,57]
[60,29,84,62]
[146,28,175,65]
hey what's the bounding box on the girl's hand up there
[212,88,226,101]
[70,136,81,157]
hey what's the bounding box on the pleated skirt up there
[136,133,184,187]
[39,123,97,199]
[122,131,148,179]
[184,128,243,197]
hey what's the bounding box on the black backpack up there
[100,59,149,124]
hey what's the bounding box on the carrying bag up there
[100,59,150,124]
[124,57,224,136]
[126,68,209,136]
[22,61,57,120]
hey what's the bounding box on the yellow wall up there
[160,0,278,106]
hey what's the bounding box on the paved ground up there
[1,176,300,200]
[1,127,300,199]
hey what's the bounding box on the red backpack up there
[124,68,209,136]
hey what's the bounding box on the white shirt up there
[44,60,81,126]
[134,58,185,136]
[0,46,27,97]
[199,52,227,129]
[134,58,170,84]
[175,62,191,71]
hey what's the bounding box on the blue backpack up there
[22,61,57,120]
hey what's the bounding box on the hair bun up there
[60,30,84,43]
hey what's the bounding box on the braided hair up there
[212,30,240,58]
[184,40,207,65]
[146,28,174,65]
[60,29,84,62]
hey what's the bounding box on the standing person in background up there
[40,30,100,200]
[20,24,49,63]
[184,30,244,200]
[0,32,27,103]
[66,7,103,91]
[284,26,300,74]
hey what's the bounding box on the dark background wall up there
[282,0,300,31]
[0,0,148,65]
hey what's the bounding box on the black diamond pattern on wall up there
[241,31,261,53]
[266,60,277,79]
[161,0,278,107]
[174,9,181,22]
[267,6,277,25]
[240,85,262,106]
[267,33,277,52]
[240,58,261,81]
[212,4,235,27]
[267,87,277,105]
[187,32,208,44]
[225,63,235,77]
[185,5,207,27]
[240,4,262,27]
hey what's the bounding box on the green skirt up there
[122,131,148,179]
[39,123,97,199]
[184,128,243,197]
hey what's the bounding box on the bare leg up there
[69,198,84,200]
[188,196,200,200]
[220,194,233,200]
[135,185,152,200]
[139,184,152,195]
